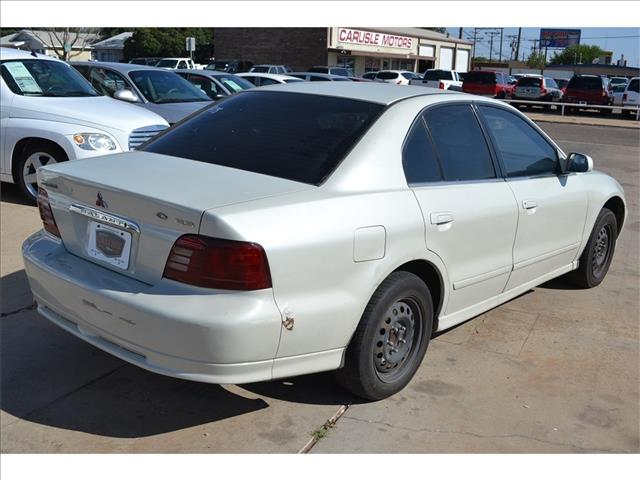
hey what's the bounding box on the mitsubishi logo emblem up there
[96,192,108,209]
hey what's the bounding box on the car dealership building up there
[213,27,473,75]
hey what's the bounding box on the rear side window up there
[545,78,558,89]
[628,79,639,93]
[568,76,602,90]
[376,72,399,80]
[518,77,542,87]
[464,71,496,85]
[424,70,453,81]
[402,120,442,184]
[143,92,384,185]
[423,104,495,181]
[479,106,558,177]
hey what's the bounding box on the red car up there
[462,70,512,98]
[564,75,613,113]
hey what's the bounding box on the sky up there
[445,27,640,67]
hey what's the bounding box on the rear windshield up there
[518,77,542,87]
[424,70,453,81]
[464,71,496,84]
[142,92,384,185]
[568,76,602,90]
[376,71,399,80]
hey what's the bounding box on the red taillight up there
[439,81,445,89]
[163,234,272,291]
[540,87,547,95]
[37,188,60,238]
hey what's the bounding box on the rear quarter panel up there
[574,170,627,259]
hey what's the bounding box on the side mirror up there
[113,89,140,103]
[566,152,594,173]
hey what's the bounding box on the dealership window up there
[364,57,380,72]
[381,58,415,71]
[337,55,355,73]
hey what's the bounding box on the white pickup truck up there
[155,58,205,70]
[409,69,464,90]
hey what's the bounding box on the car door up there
[0,79,14,176]
[477,104,588,290]
[407,103,519,316]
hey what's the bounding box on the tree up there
[472,56,490,63]
[550,44,605,65]
[527,51,547,70]
[123,28,214,63]
[29,28,100,61]
[422,27,447,34]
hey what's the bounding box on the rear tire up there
[572,208,617,288]
[15,141,67,203]
[336,272,434,401]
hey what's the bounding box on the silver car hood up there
[10,95,167,133]
[143,101,213,124]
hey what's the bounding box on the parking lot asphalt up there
[1,122,638,453]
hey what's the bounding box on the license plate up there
[87,221,131,270]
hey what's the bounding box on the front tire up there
[15,141,67,203]
[336,272,434,401]
[572,208,618,288]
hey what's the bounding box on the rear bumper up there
[22,231,286,384]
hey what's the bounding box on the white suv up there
[622,77,639,118]
[0,48,168,201]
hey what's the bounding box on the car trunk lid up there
[39,151,312,284]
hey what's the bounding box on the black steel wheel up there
[336,271,433,401]
[572,208,618,288]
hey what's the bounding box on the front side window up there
[479,106,558,178]
[128,70,210,103]
[423,104,495,181]
[186,74,225,98]
[1,59,99,97]
[142,92,384,185]
[89,68,129,96]
[402,119,442,184]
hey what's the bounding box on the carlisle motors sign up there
[337,28,414,50]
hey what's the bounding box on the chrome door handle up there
[430,212,454,225]
[522,200,538,210]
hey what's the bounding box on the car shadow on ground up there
[0,182,33,207]
[0,269,359,439]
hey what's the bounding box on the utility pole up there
[499,28,504,62]
[459,27,463,39]
[487,30,500,62]
[515,27,522,63]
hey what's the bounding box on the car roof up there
[238,72,300,81]
[0,47,64,62]
[253,81,461,105]
[71,61,167,73]
[175,68,238,77]
[252,64,285,67]
[289,71,350,79]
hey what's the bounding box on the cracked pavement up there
[1,123,638,453]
